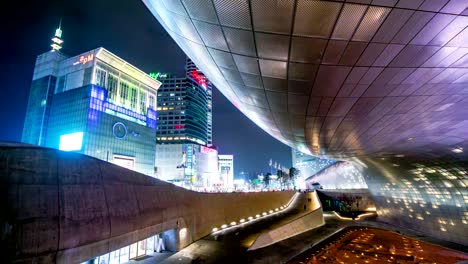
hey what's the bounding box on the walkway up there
[128,211,466,264]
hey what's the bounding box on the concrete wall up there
[249,192,325,250]
[0,145,295,263]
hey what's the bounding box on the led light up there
[212,227,218,232]
[221,224,227,229]
[452,147,463,153]
[248,216,253,220]
[240,219,245,223]
[51,43,62,51]
[255,214,260,218]
[230,221,236,226]
[269,210,273,213]
[51,37,63,44]
[262,212,267,216]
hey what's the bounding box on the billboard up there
[59,132,83,151]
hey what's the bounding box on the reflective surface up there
[362,156,468,245]
[141,0,468,247]
[142,0,468,158]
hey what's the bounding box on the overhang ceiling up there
[142,0,468,159]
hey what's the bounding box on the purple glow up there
[88,109,99,121]
[91,86,105,101]
[147,108,157,129]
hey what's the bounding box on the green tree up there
[289,167,300,189]
[264,173,271,188]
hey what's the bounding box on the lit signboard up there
[191,70,207,89]
[59,132,83,151]
[113,155,135,170]
[73,54,94,65]
[149,72,168,80]
[201,146,217,155]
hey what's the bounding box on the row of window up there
[94,67,156,115]
[158,116,184,120]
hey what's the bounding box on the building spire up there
[51,18,63,52]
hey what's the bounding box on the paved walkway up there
[127,211,467,263]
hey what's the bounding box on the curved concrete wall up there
[0,145,295,263]
[249,192,324,251]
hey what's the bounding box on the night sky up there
[1,0,291,177]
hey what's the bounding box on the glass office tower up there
[23,47,161,176]
[155,58,212,146]
[186,58,213,146]
[154,58,216,185]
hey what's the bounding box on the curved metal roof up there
[142,0,468,159]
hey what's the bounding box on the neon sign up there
[149,72,168,80]
[73,54,94,65]
[191,70,207,89]
[201,146,217,154]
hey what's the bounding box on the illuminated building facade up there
[186,58,213,146]
[155,58,212,146]
[154,58,216,187]
[218,154,234,190]
[155,143,218,188]
[22,24,67,146]
[22,44,160,176]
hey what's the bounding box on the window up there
[139,91,146,115]
[95,67,107,88]
[107,74,118,101]
[149,95,155,110]
[130,87,137,110]
[56,76,66,93]
[120,81,129,102]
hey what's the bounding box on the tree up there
[276,170,283,189]
[278,169,290,189]
[264,173,271,188]
[289,167,300,189]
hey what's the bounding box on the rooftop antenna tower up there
[51,18,63,52]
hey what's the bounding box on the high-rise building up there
[22,24,66,146]
[185,58,213,146]
[154,58,215,186]
[22,25,161,176]
[218,154,234,190]
[155,58,212,146]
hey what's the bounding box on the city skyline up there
[2,0,467,263]
[1,0,292,176]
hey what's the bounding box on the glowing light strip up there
[331,211,377,221]
[211,193,300,235]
